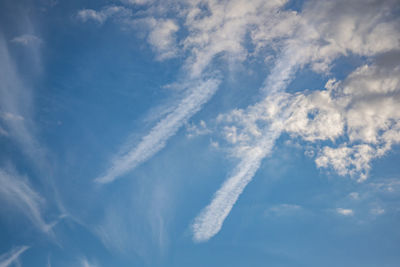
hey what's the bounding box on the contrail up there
[96,78,220,184]
[192,128,281,242]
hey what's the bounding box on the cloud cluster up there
[88,0,296,183]
[192,0,400,241]
[77,0,400,242]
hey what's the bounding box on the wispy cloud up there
[0,168,52,233]
[186,120,211,138]
[75,6,131,24]
[0,33,48,172]
[0,246,29,267]
[10,34,42,46]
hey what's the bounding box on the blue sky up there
[1,0,400,266]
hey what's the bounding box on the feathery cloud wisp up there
[0,168,52,233]
[0,246,29,267]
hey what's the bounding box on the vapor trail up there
[192,129,280,242]
[96,78,220,184]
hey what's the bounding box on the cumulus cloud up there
[0,246,29,267]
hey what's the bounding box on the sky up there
[0,0,400,266]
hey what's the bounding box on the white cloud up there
[76,6,131,24]
[315,145,374,181]
[0,246,29,267]
[283,90,344,142]
[183,0,294,78]
[298,0,400,72]
[336,208,354,216]
[146,18,179,60]
[0,168,52,233]
[186,120,211,138]
[11,34,42,46]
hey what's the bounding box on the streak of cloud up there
[0,32,48,173]
[0,168,52,233]
[0,246,29,267]
[96,78,220,183]
[192,128,280,242]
